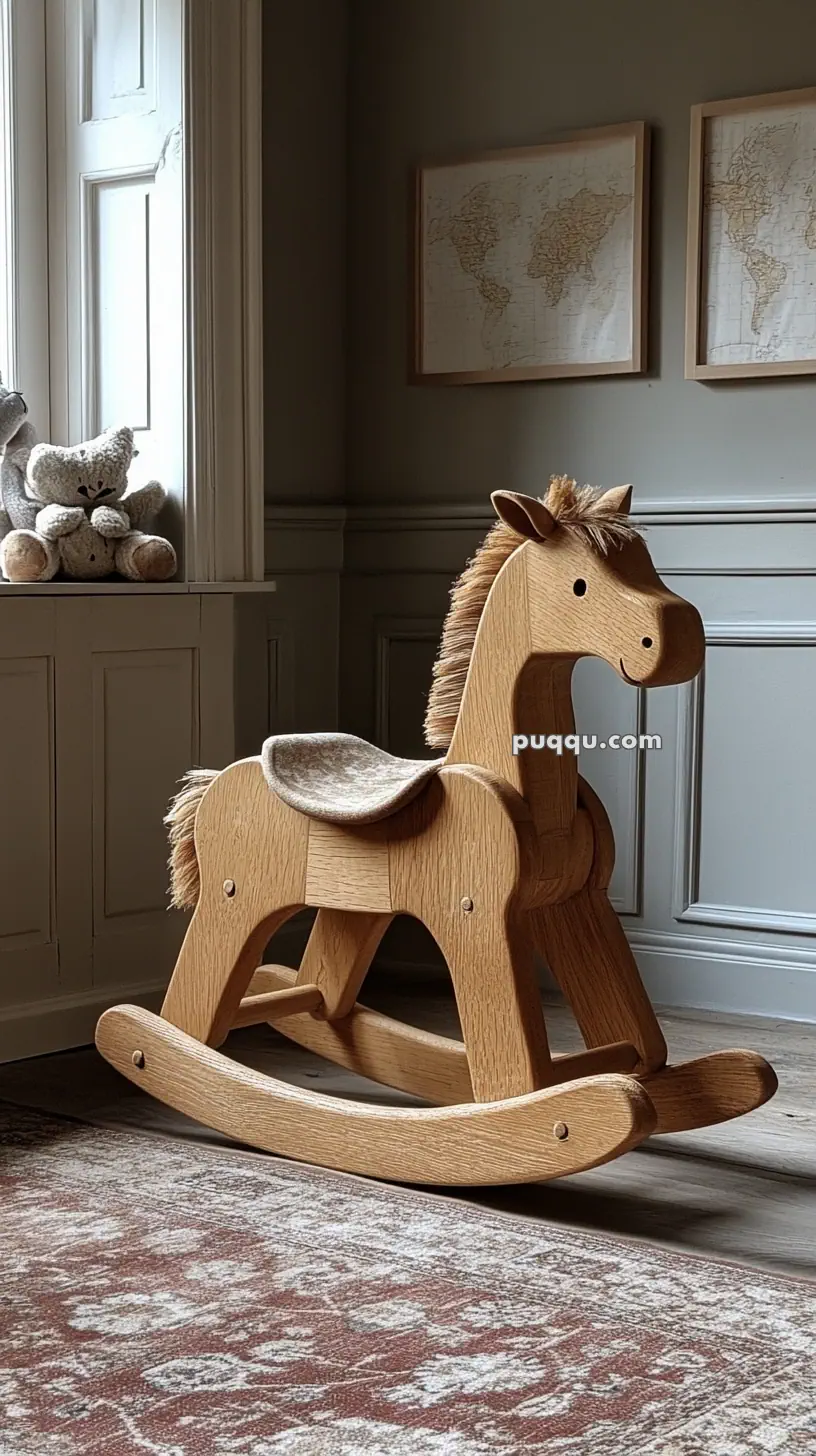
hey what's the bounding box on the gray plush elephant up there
[0,424,177,583]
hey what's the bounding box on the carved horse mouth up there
[619,659,642,686]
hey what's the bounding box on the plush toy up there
[0,424,177,583]
[0,377,37,542]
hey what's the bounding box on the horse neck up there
[445,546,578,835]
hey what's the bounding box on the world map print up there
[703,105,816,365]
[419,134,639,377]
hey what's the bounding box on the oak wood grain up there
[390,767,553,1100]
[305,821,391,912]
[232,982,324,1030]
[96,1003,657,1185]
[641,1049,778,1134]
[535,886,668,1074]
[295,908,394,1019]
[160,758,308,1047]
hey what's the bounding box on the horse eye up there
[573,579,587,597]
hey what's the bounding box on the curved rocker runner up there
[96,477,778,1185]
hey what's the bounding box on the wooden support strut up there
[243,965,639,1099]
[231,982,324,1030]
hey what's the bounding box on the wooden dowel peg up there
[233,983,324,1030]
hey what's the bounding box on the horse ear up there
[598,484,633,516]
[491,490,556,541]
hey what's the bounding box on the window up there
[0,0,263,583]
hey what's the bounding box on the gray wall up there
[263,0,348,505]
[336,0,816,1018]
[263,0,816,1018]
[261,3,348,756]
[347,0,816,506]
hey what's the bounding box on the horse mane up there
[423,475,641,751]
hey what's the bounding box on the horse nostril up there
[642,637,653,648]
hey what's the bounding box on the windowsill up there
[0,579,277,595]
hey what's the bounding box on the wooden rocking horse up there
[96,477,777,1185]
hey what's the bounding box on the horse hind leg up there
[294,908,394,1018]
[161,758,309,1047]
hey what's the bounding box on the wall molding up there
[629,926,816,1021]
[672,622,816,938]
[263,498,816,576]
[0,979,165,1064]
[264,506,816,1020]
[345,496,816,526]
[264,503,345,574]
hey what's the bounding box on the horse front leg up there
[391,767,554,1102]
[533,888,667,1075]
[533,774,667,1075]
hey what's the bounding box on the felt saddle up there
[261,732,444,824]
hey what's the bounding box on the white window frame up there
[0,0,263,583]
[183,0,264,582]
[0,0,50,434]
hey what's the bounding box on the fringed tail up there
[165,768,219,909]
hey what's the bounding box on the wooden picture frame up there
[685,86,816,380]
[411,121,649,385]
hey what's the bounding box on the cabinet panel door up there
[91,644,198,988]
[55,594,233,998]
[0,602,58,1009]
[0,593,237,1058]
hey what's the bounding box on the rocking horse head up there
[425,476,705,752]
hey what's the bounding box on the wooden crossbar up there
[233,982,324,1030]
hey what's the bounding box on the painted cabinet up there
[0,588,272,1060]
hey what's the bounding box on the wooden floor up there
[1,977,814,1281]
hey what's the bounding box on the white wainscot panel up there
[91,648,197,990]
[675,634,816,934]
[0,656,57,1004]
[93,648,197,925]
[572,657,644,917]
[82,0,156,122]
[0,659,53,946]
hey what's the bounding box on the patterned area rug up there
[1,1101,815,1456]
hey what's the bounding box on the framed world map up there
[686,87,816,379]
[411,122,649,384]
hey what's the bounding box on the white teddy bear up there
[0,424,177,583]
